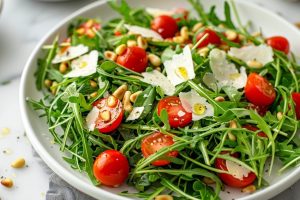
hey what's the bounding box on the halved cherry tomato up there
[141,132,178,166]
[116,46,148,73]
[196,29,221,48]
[114,31,122,36]
[93,96,123,133]
[151,15,178,39]
[243,124,267,138]
[266,36,290,54]
[215,152,257,188]
[245,73,276,106]
[157,96,192,128]
[93,150,129,187]
[246,103,268,116]
[173,8,189,22]
[292,92,300,119]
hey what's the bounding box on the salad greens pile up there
[28,0,300,199]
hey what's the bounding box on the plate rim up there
[19,0,300,200]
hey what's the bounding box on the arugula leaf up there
[35,36,58,90]
[133,86,156,120]
[224,1,236,29]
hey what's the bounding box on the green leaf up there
[35,36,58,90]
[161,48,176,63]
[224,1,236,29]
[133,86,156,120]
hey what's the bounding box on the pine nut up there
[122,91,133,112]
[115,44,127,55]
[218,24,226,29]
[11,158,26,168]
[1,178,13,188]
[148,54,161,67]
[192,22,203,33]
[127,40,137,47]
[76,28,85,35]
[247,60,263,69]
[277,112,283,120]
[198,47,210,57]
[180,26,189,41]
[225,30,238,41]
[107,95,118,107]
[228,132,237,141]
[112,84,128,100]
[86,29,96,38]
[100,110,111,122]
[241,185,256,193]
[155,195,173,200]
[104,51,117,62]
[51,81,58,95]
[155,67,162,72]
[90,92,98,98]
[44,79,52,88]
[59,62,68,74]
[90,80,98,88]
[173,36,185,44]
[203,177,215,184]
[137,36,148,49]
[130,91,142,103]
[229,120,237,128]
[219,44,230,51]
[214,96,225,102]
[85,19,94,28]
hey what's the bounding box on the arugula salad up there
[28,0,300,199]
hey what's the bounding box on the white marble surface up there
[1,0,300,199]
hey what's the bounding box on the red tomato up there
[151,15,178,39]
[114,31,122,36]
[141,132,178,166]
[157,96,192,128]
[242,124,267,138]
[196,29,221,48]
[245,73,276,106]
[93,96,124,133]
[173,8,189,22]
[215,152,257,188]
[116,46,148,73]
[292,92,300,119]
[246,103,268,116]
[266,36,290,54]
[93,150,129,187]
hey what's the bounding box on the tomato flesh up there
[246,103,268,116]
[215,152,257,188]
[243,124,267,138]
[266,36,290,54]
[141,132,178,166]
[151,15,178,39]
[93,96,124,133]
[292,92,300,119]
[157,96,192,128]
[116,46,148,73]
[93,150,129,187]
[196,29,221,48]
[245,73,276,106]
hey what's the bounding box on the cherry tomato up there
[141,132,178,166]
[157,96,192,128]
[173,8,189,22]
[114,31,122,36]
[196,29,221,48]
[151,15,178,39]
[116,46,148,73]
[246,103,268,116]
[292,92,300,119]
[93,96,124,133]
[243,124,267,138]
[245,73,276,106]
[215,152,257,188]
[93,150,129,187]
[266,36,290,54]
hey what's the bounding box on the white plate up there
[19,0,300,199]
